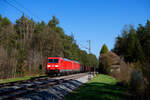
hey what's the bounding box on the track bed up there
[0,73,89,100]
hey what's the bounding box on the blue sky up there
[0,0,150,58]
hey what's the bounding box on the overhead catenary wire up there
[13,0,43,21]
[3,0,24,14]
[3,0,40,20]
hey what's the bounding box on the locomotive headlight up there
[47,65,50,67]
[55,65,58,67]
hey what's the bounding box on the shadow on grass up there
[64,82,132,100]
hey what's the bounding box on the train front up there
[46,57,60,74]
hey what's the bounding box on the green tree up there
[100,44,109,55]
[98,44,109,73]
[114,25,144,63]
[113,21,150,97]
[48,16,59,29]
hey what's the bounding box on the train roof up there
[47,57,80,64]
[62,58,72,61]
[74,61,79,64]
[62,58,80,64]
[48,57,62,59]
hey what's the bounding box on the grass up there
[63,74,132,100]
[0,74,46,84]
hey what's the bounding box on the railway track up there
[0,75,51,88]
[0,73,88,100]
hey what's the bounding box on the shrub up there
[99,52,131,83]
[130,69,145,94]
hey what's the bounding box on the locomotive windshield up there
[48,59,59,63]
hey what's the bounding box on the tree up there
[48,16,59,29]
[113,25,144,63]
[100,44,109,55]
[98,44,109,73]
[112,21,150,97]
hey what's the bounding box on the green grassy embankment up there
[64,74,131,100]
[0,74,46,84]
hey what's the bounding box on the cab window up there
[48,59,59,63]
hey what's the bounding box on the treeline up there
[113,20,150,99]
[0,14,98,79]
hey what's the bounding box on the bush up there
[99,52,131,83]
[130,69,145,94]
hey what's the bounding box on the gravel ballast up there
[16,74,93,100]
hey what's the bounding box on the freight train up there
[46,57,92,75]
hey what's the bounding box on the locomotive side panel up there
[46,57,81,75]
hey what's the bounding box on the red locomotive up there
[46,57,80,75]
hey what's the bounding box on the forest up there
[99,20,150,99]
[113,20,150,84]
[0,14,98,79]
[113,21,150,98]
